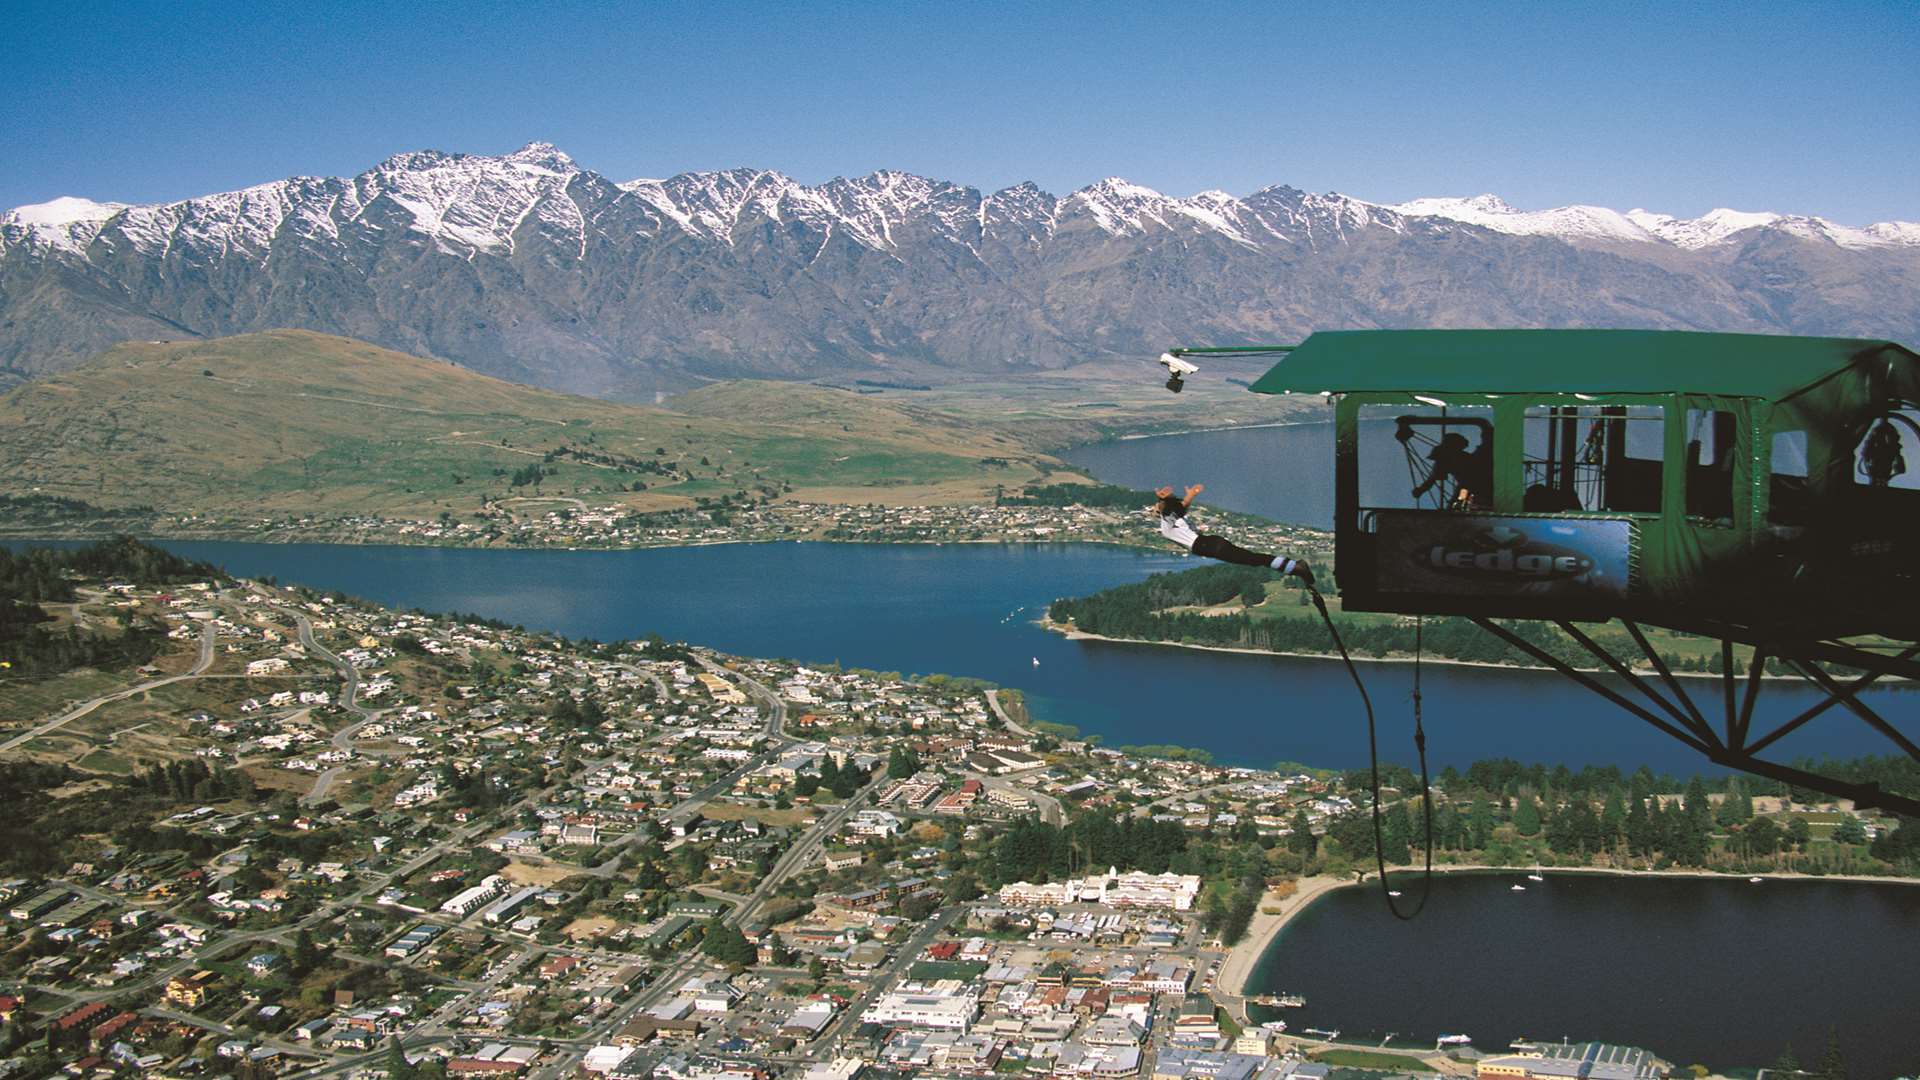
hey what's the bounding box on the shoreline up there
[1218,863,1920,999]
[1217,874,1346,998]
[1,530,1178,556]
[1104,417,1326,443]
[1040,618,1850,684]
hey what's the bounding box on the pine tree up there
[1685,776,1712,823]
[1287,810,1318,860]
[1514,795,1542,837]
[292,927,319,973]
[1625,796,1653,854]
[1816,1026,1846,1080]
[1469,797,1494,850]
[1382,801,1413,864]
[1717,778,1753,826]
[1601,790,1627,846]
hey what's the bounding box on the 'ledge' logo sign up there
[1420,523,1596,580]
[1378,515,1630,599]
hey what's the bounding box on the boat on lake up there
[1437,1034,1473,1047]
[1510,883,1527,891]
[1250,993,1306,1008]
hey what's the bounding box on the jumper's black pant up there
[1191,533,1275,568]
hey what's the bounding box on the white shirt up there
[1157,513,1198,550]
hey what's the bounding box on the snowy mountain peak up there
[1625,207,1781,249]
[1393,194,1654,244]
[0,196,132,253]
[503,141,576,171]
[1396,196,1918,252]
[7,144,1916,267]
[6,196,127,227]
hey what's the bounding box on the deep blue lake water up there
[1062,422,1346,528]
[1251,872,1920,1078]
[27,538,1908,777]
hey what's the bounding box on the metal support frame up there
[1471,618,1920,817]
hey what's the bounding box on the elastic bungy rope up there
[1307,585,1434,920]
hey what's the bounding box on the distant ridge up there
[3,142,1916,394]
[0,330,1055,517]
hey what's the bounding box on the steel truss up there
[1468,617,1920,817]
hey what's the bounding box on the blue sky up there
[5,0,1917,222]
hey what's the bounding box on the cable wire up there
[1307,585,1434,920]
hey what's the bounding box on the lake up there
[1063,422,1346,528]
[34,538,1909,777]
[1248,872,1920,1077]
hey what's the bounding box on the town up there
[0,543,1909,1080]
[0,495,1326,564]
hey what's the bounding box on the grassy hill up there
[0,331,1066,519]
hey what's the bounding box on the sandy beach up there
[1217,874,1347,998]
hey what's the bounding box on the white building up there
[440,875,506,917]
[859,984,979,1032]
[848,810,902,838]
[996,867,1201,911]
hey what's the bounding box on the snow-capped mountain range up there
[3,142,1917,395]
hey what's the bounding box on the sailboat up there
[1032,657,1040,667]
[1527,865,1545,882]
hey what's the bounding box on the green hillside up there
[0,331,1063,518]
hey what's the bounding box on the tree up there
[1787,816,1812,851]
[1202,891,1228,937]
[633,844,667,890]
[387,1037,414,1080]
[830,759,864,799]
[700,921,755,968]
[1286,811,1318,860]
[1514,795,1542,837]
[1600,789,1627,847]
[1381,801,1413,865]
[1833,817,1868,845]
[292,927,320,973]
[1468,796,1495,850]
[1745,816,1782,857]
[1684,776,1712,823]
[887,746,921,780]
[944,872,982,903]
[1626,796,1655,856]
[1716,778,1753,826]
[1815,1026,1847,1080]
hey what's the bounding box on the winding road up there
[279,606,389,805]
[0,620,215,753]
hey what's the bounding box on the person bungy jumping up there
[1153,484,1315,585]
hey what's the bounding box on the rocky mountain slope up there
[4,143,1916,396]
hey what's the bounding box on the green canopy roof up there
[1246,329,1918,401]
